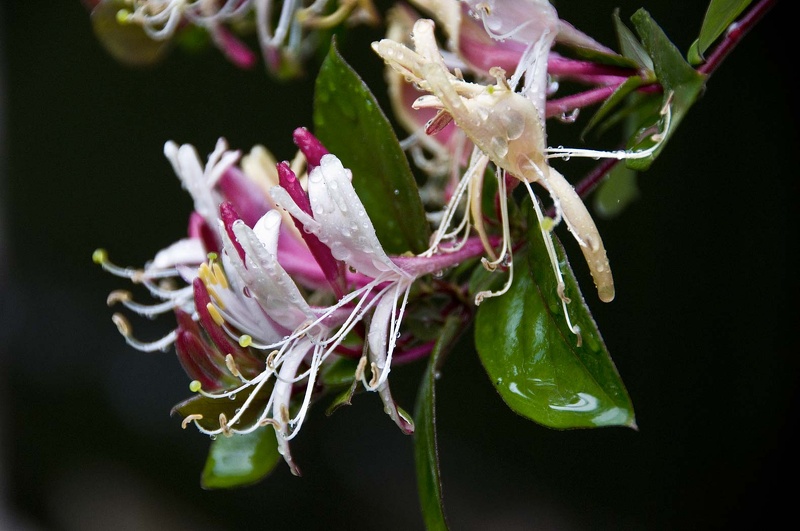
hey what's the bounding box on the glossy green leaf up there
[313,40,430,255]
[201,428,281,489]
[414,315,463,531]
[689,0,752,64]
[91,0,171,66]
[474,209,635,429]
[625,10,707,171]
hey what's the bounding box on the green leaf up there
[325,382,360,416]
[474,209,636,429]
[201,428,281,489]
[689,0,752,64]
[626,9,707,171]
[320,356,361,387]
[613,10,654,72]
[593,162,640,218]
[414,315,463,531]
[313,39,430,255]
[581,75,645,140]
[91,0,171,66]
[171,389,270,432]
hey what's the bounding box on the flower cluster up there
[373,0,670,334]
[85,0,380,75]
[94,0,692,480]
[96,127,491,473]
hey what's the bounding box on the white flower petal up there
[150,237,206,270]
[224,219,315,330]
[306,154,407,278]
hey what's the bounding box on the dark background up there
[1,1,796,530]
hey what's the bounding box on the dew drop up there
[490,136,509,158]
[502,110,525,140]
[557,109,580,123]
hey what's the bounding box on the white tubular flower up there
[164,138,241,230]
[93,138,243,354]
[190,207,331,475]
[270,153,418,433]
[111,1,380,73]
[373,12,670,336]
[99,132,499,474]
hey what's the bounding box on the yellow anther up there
[111,313,131,336]
[181,413,203,429]
[219,413,232,437]
[239,334,253,348]
[198,262,215,285]
[225,354,241,378]
[189,380,202,392]
[369,362,380,388]
[92,248,107,265]
[480,257,497,272]
[540,216,555,233]
[115,9,131,25]
[206,303,225,326]
[106,290,132,306]
[206,285,225,310]
[355,355,368,380]
[212,263,229,290]
[259,418,280,428]
[266,349,279,369]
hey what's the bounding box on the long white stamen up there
[112,313,179,352]
[521,180,581,338]
[546,97,672,162]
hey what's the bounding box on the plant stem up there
[570,0,777,201]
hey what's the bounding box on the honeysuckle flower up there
[92,0,380,75]
[96,127,495,474]
[373,8,670,338]
[384,0,619,181]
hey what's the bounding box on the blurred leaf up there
[314,39,430,254]
[567,46,641,69]
[613,10,654,72]
[174,24,211,54]
[626,9,707,171]
[201,428,281,489]
[593,163,640,218]
[414,314,462,531]
[689,0,752,64]
[474,208,636,429]
[91,0,171,66]
[581,75,645,140]
[320,356,360,387]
